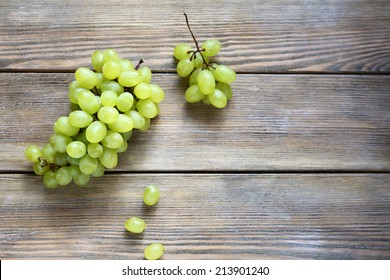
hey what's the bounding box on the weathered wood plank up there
[0,173,389,259]
[0,0,389,72]
[1,73,389,172]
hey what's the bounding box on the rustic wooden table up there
[1,0,389,260]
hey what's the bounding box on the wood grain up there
[1,173,389,259]
[1,73,389,172]
[0,0,389,72]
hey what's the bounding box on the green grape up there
[73,171,90,186]
[118,70,142,87]
[68,110,93,128]
[102,60,121,80]
[50,133,73,153]
[100,90,118,107]
[126,110,146,129]
[95,72,105,89]
[144,243,164,260]
[87,143,103,158]
[103,48,119,63]
[177,57,194,77]
[101,130,123,149]
[43,171,58,189]
[193,53,209,68]
[148,84,165,103]
[79,154,98,175]
[121,131,133,141]
[91,161,105,177]
[202,95,211,105]
[66,141,87,159]
[91,50,104,72]
[143,185,160,206]
[68,87,85,104]
[116,92,134,112]
[209,89,227,108]
[32,162,49,176]
[138,66,152,84]
[139,117,150,132]
[86,121,107,143]
[101,81,124,95]
[98,106,119,124]
[77,90,100,115]
[69,165,80,176]
[201,39,221,56]
[54,116,80,137]
[107,114,134,133]
[25,145,42,162]
[189,68,202,86]
[67,155,80,166]
[41,143,56,163]
[197,69,215,95]
[99,147,118,169]
[116,140,128,153]
[136,99,158,119]
[119,59,134,72]
[54,152,69,166]
[185,84,204,103]
[69,80,80,91]
[134,83,151,100]
[125,217,146,234]
[216,82,233,100]
[75,67,97,90]
[174,43,192,60]
[213,64,236,84]
[55,166,73,186]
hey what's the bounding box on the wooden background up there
[1,0,389,259]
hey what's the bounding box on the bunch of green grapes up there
[25,49,165,188]
[174,13,236,108]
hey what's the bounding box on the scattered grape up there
[143,185,160,206]
[125,217,146,234]
[144,243,164,260]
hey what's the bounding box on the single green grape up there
[91,50,104,72]
[77,90,100,115]
[86,121,107,143]
[197,69,215,95]
[144,243,164,260]
[75,67,97,90]
[148,84,165,103]
[101,130,123,149]
[201,39,221,56]
[99,146,118,169]
[185,84,204,103]
[54,116,80,137]
[25,145,42,163]
[79,154,98,175]
[125,217,146,234]
[118,70,142,87]
[87,143,103,158]
[66,141,87,159]
[100,90,118,107]
[102,60,121,80]
[107,114,134,133]
[138,66,152,84]
[136,99,158,119]
[134,82,151,100]
[125,110,146,129]
[55,166,73,186]
[98,106,119,124]
[209,89,227,109]
[43,171,58,189]
[177,57,194,77]
[174,43,192,60]
[68,110,93,128]
[143,185,160,206]
[116,92,134,112]
[213,64,236,84]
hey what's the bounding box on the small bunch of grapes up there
[125,185,164,260]
[25,49,165,188]
[173,13,236,108]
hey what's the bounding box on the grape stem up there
[135,59,144,70]
[184,12,209,69]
